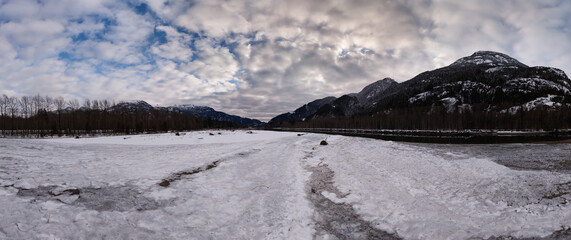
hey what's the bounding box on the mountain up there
[111,101,263,127]
[448,51,528,68]
[371,51,571,114]
[269,96,336,123]
[272,51,571,124]
[269,78,397,123]
[169,105,264,127]
[356,78,399,104]
[110,100,155,113]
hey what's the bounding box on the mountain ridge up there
[112,101,263,127]
[269,51,571,127]
[169,104,264,127]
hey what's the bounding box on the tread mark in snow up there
[159,149,261,187]
[304,151,401,240]
[159,160,221,187]
[16,185,163,212]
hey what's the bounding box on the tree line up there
[269,104,571,131]
[0,94,234,137]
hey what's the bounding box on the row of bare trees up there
[0,94,232,137]
[0,94,113,118]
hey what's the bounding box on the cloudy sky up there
[0,0,570,121]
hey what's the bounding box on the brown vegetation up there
[269,104,571,131]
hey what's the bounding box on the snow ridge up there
[450,51,528,68]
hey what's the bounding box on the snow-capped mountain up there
[356,78,399,104]
[170,105,264,127]
[374,51,571,113]
[449,51,528,68]
[110,100,155,113]
[111,101,263,127]
[271,51,571,123]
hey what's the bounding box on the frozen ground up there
[0,130,570,239]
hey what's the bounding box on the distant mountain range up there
[168,105,263,127]
[111,101,263,127]
[108,51,571,129]
[269,51,571,124]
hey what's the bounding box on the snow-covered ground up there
[0,130,570,239]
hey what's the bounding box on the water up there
[408,142,571,173]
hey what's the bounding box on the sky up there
[0,0,570,121]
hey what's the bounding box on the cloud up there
[0,36,17,62]
[151,26,193,61]
[426,0,571,70]
[174,1,250,38]
[0,19,67,60]
[0,0,570,121]
[0,0,41,20]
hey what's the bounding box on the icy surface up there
[1,131,570,239]
[316,137,571,239]
[0,131,314,239]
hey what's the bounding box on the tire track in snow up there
[158,148,261,187]
[16,185,164,212]
[302,144,401,240]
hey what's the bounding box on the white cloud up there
[142,0,190,21]
[151,26,193,61]
[0,19,65,46]
[108,10,154,43]
[426,0,571,70]
[174,1,250,38]
[179,39,240,92]
[66,19,106,36]
[0,0,40,20]
[0,0,570,121]
[0,36,16,62]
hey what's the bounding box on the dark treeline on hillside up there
[0,94,234,137]
[269,104,571,131]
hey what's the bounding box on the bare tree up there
[6,96,18,118]
[45,96,54,112]
[54,96,66,112]
[20,96,31,118]
[32,94,44,116]
[92,99,100,111]
[1,94,8,117]
[68,99,80,110]
[102,99,110,111]
[83,99,91,110]
[54,96,66,133]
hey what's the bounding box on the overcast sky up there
[0,0,570,121]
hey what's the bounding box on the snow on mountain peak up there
[450,51,528,68]
[356,77,398,102]
[174,104,209,110]
[114,100,153,109]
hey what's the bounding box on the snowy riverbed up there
[0,130,570,239]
